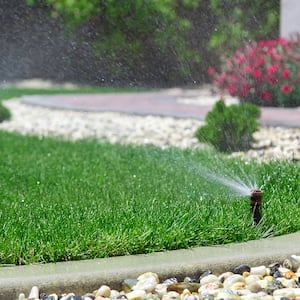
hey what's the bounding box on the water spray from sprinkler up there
[250,190,263,226]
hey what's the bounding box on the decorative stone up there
[162,291,180,300]
[239,293,259,300]
[59,294,78,300]
[273,288,295,299]
[283,256,300,272]
[133,272,159,293]
[259,295,273,300]
[162,278,178,285]
[215,290,241,300]
[46,295,59,300]
[126,290,146,300]
[155,284,168,297]
[199,287,219,298]
[110,290,121,299]
[230,281,246,290]
[18,293,25,300]
[273,270,284,278]
[242,272,250,278]
[277,277,299,288]
[294,288,300,297]
[245,275,263,286]
[167,283,200,294]
[137,272,159,283]
[247,282,263,293]
[148,294,161,300]
[198,282,219,293]
[200,274,220,286]
[181,294,198,300]
[123,279,138,293]
[223,274,246,290]
[218,272,233,283]
[265,279,284,294]
[117,295,128,300]
[268,262,280,276]
[39,293,49,300]
[183,277,197,283]
[181,288,191,295]
[65,295,82,300]
[285,271,298,279]
[96,285,111,297]
[250,266,267,276]
[232,264,251,275]
[199,270,213,281]
[28,286,39,299]
[82,294,95,300]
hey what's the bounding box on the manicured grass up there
[0,130,299,265]
[0,86,150,103]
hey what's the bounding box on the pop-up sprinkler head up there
[250,190,263,225]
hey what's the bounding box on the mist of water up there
[204,170,257,196]
[175,152,260,197]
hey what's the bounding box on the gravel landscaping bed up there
[0,99,299,162]
[18,254,300,300]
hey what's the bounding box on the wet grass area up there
[0,86,151,103]
[0,129,299,265]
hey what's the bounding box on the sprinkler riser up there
[250,190,263,226]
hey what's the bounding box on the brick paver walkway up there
[21,91,300,128]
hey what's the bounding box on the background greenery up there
[25,0,280,86]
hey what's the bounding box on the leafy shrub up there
[25,1,279,87]
[195,100,260,153]
[26,0,201,83]
[0,103,11,123]
[208,37,300,107]
[208,1,279,56]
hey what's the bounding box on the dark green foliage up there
[0,103,11,123]
[26,0,201,84]
[195,100,261,152]
[209,0,280,56]
[25,0,279,86]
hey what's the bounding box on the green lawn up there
[0,86,149,103]
[0,88,299,265]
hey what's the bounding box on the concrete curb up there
[1,232,300,300]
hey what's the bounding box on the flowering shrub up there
[208,37,300,107]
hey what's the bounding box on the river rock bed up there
[18,255,300,300]
[0,100,299,162]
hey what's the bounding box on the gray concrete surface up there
[280,0,300,38]
[1,232,300,300]
[21,92,300,128]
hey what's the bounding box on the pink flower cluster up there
[208,37,300,107]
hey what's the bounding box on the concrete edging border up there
[1,231,300,300]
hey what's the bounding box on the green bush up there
[0,103,11,123]
[209,0,279,56]
[25,1,279,86]
[195,100,260,153]
[26,0,201,83]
